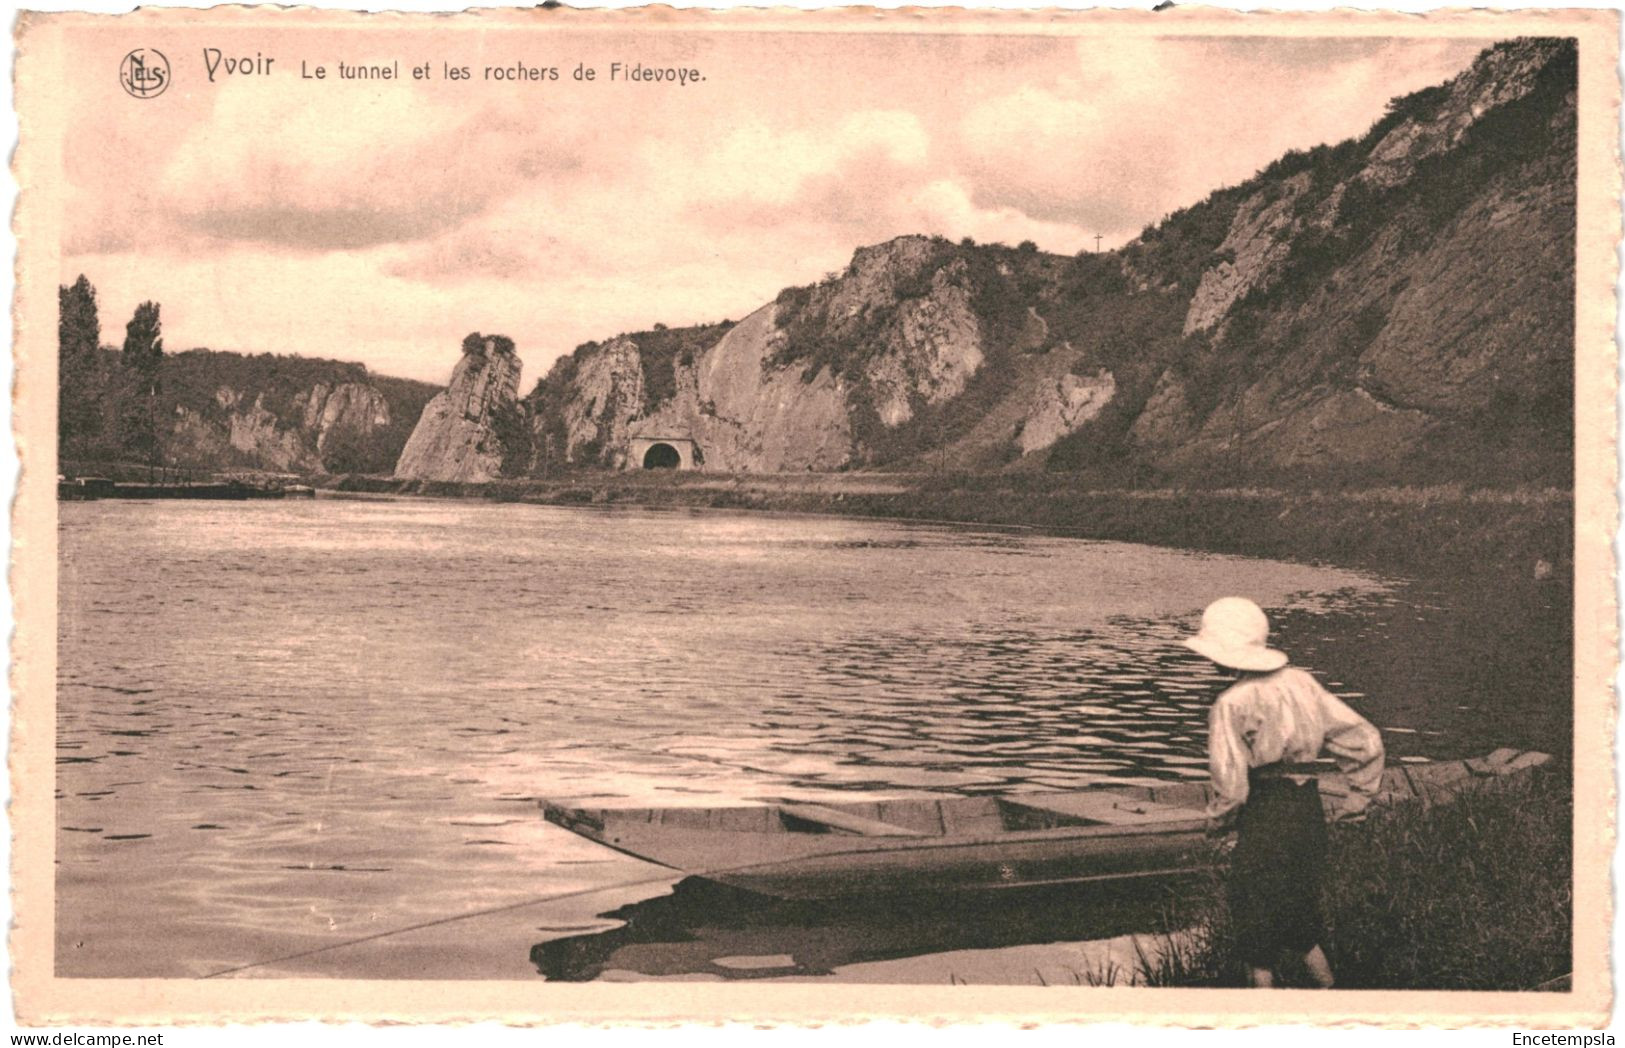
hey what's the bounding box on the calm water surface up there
[55,497,1562,979]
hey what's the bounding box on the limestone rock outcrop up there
[1359,38,1567,189]
[301,382,391,455]
[522,38,1573,482]
[639,303,853,472]
[395,335,523,482]
[1019,370,1117,454]
[560,337,644,467]
[1183,173,1310,336]
[167,380,393,472]
[866,259,985,427]
[1128,369,1197,450]
[535,236,987,473]
[224,391,311,470]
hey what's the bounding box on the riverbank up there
[57,484,1575,988]
[435,478,1569,992]
[1133,765,1572,990]
[324,471,1572,582]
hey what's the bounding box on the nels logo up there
[120,48,170,99]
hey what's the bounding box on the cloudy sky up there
[58,23,1488,385]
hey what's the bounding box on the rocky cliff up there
[58,347,433,475]
[1121,36,1575,478]
[512,37,1575,485]
[526,234,1042,473]
[394,334,524,482]
[173,381,393,472]
[636,303,853,472]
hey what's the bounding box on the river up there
[55,496,1567,980]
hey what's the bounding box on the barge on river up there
[542,748,1550,900]
[58,476,315,501]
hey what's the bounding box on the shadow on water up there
[530,874,1198,981]
[1270,574,1573,760]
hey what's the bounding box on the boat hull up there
[706,823,1210,899]
[542,749,1551,900]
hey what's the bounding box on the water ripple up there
[57,498,1560,979]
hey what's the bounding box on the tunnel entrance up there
[627,435,699,471]
[642,443,682,470]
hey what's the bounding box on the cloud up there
[960,81,1184,232]
[182,203,472,253]
[149,85,591,251]
[955,37,1487,238]
[907,180,1099,252]
[382,226,540,283]
[60,30,1491,384]
[674,110,932,214]
[665,108,1101,251]
[385,108,938,285]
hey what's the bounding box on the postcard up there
[11,4,1617,1027]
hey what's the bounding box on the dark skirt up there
[1228,774,1328,966]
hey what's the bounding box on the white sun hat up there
[1182,597,1289,672]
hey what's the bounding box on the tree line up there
[58,274,165,463]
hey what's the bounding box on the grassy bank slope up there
[325,471,1571,582]
[1141,767,1571,990]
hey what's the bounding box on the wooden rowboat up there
[542,748,1551,900]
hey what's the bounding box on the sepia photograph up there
[10,4,1617,1027]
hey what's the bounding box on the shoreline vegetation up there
[1129,767,1571,990]
[318,469,1573,582]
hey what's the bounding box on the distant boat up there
[57,477,313,501]
[108,481,256,500]
[57,476,115,500]
[542,749,1551,900]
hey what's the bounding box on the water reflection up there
[55,498,1565,979]
[531,875,1198,982]
[754,627,1236,794]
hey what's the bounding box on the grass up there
[819,472,1573,582]
[1124,768,1572,989]
[324,471,1572,582]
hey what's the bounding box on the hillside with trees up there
[57,276,438,476]
[516,37,1573,487]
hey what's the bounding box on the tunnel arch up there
[642,443,682,469]
[627,435,699,471]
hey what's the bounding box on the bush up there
[1134,769,1572,989]
[627,321,734,410]
[488,399,533,477]
[526,353,583,471]
[320,424,398,474]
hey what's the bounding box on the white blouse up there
[1206,666,1386,823]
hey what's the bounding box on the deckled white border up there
[5,2,1619,1040]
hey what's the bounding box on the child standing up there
[1184,597,1385,989]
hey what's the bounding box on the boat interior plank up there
[1147,783,1208,808]
[776,803,928,837]
[1007,792,1201,825]
[937,798,1008,837]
